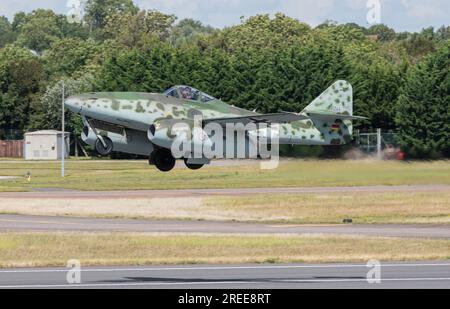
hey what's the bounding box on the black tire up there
[153,148,176,172]
[184,158,204,170]
[148,151,156,165]
[95,137,113,156]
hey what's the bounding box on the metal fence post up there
[62,81,65,178]
[377,128,382,159]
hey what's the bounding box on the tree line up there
[0,0,448,158]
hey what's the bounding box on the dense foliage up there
[0,1,448,158]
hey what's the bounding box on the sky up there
[0,0,448,32]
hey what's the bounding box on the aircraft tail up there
[303,80,353,116]
[302,80,364,145]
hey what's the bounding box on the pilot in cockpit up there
[164,86,215,103]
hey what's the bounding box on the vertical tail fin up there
[303,81,356,145]
[303,80,353,116]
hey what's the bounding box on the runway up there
[0,214,449,239]
[0,184,449,199]
[0,262,449,289]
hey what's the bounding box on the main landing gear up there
[183,158,204,170]
[149,149,205,172]
[149,148,176,172]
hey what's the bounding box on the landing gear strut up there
[150,148,176,172]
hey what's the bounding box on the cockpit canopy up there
[163,86,216,103]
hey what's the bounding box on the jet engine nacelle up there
[82,125,154,157]
[148,119,214,159]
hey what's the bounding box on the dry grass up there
[1,191,449,224]
[0,159,449,192]
[204,192,450,224]
[0,197,204,219]
[0,232,449,268]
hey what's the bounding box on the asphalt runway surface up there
[0,262,449,289]
[0,184,449,199]
[0,214,449,239]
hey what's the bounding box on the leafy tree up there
[218,13,310,52]
[0,16,16,48]
[170,18,216,46]
[395,42,450,158]
[84,0,138,31]
[104,10,176,47]
[15,10,62,53]
[0,46,45,131]
[367,24,396,42]
[350,60,403,130]
[55,14,90,40]
[11,12,27,32]
[95,42,176,92]
[29,76,93,133]
[399,33,437,61]
[436,26,450,40]
[44,38,100,77]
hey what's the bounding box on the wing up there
[202,112,309,127]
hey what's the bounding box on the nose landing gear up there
[95,136,114,156]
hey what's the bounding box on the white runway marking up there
[0,263,449,273]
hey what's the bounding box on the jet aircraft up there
[66,80,366,172]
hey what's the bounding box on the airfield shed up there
[24,130,70,160]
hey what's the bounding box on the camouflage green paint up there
[66,80,360,149]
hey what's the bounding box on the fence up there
[354,130,400,159]
[0,140,24,158]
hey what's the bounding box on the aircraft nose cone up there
[65,96,83,113]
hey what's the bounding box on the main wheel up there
[95,137,113,156]
[153,148,176,172]
[184,158,204,170]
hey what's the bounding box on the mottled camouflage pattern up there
[66,80,356,150]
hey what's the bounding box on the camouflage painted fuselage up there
[66,80,355,157]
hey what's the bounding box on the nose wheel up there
[95,136,114,156]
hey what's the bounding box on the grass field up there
[0,233,449,268]
[1,192,449,224]
[0,159,449,192]
[204,192,450,224]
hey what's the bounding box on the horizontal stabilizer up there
[307,112,368,121]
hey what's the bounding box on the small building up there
[24,130,70,160]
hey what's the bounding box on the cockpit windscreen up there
[163,86,216,103]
